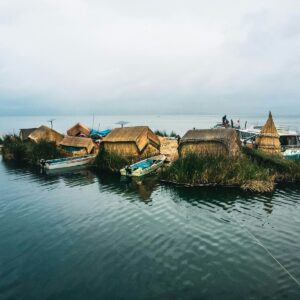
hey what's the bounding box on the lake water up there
[1,115,300,299]
[1,114,300,137]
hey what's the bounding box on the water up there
[1,114,300,299]
[1,114,300,137]
[1,159,300,299]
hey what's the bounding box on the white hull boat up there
[283,148,300,161]
[120,155,166,177]
[40,155,95,170]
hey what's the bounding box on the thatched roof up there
[59,136,94,153]
[180,128,238,143]
[28,126,64,144]
[103,126,160,152]
[19,128,37,141]
[67,123,90,137]
[259,112,279,138]
[179,128,241,156]
[256,112,281,154]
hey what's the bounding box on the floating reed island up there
[1,123,99,164]
[1,112,300,192]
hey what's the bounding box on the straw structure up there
[103,126,160,159]
[256,112,281,154]
[28,126,64,145]
[179,128,241,157]
[67,123,90,137]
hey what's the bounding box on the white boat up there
[237,125,262,144]
[238,125,300,160]
[40,155,95,170]
[283,148,300,160]
[120,155,166,177]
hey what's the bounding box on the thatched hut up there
[19,128,37,141]
[103,126,160,159]
[67,123,90,137]
[59,136,95,156]
[179,128,241,157]
[28,126,64,145]
[255,112,281,154]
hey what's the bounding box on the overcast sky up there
[0,0,300,115]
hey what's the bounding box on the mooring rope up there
[232,214,300,288]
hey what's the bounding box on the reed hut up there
[28,126,64,145]
[19,128,37,141]
[255,112,281,154]
[179,128,241,157]
[67,123,90,137]
[103,126,160,159]
[59,136,95,156]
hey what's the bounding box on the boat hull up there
[42,155,95,170]
[283,149,300,161]
[120,155,166,177]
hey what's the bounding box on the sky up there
[0,0,300,116]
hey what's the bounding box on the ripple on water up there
[0,161,300,299]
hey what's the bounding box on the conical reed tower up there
[256,112,281,154]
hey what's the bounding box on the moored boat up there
[283,148,300,160]
[120,155,166,177]
[40,154,95,170]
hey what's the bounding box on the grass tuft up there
[155,130,178,138]
[2,135,62,164]
[27,140,62,164]
[94,148,129,173]
[160,153,274,192]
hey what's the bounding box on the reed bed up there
[242,147,300,182]
[94,148,129,173]
[154,130,178,138]
[2,135,62,164]
[26,140,61,164]
[160,153,275,192]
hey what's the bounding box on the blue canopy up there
[90,129,112,137]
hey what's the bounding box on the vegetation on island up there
[2,135,61,164]
[242,147,300,183]
[154,130,178,138]
[160,152,275,192]
[160,148,300,192]
[2,133,300,193]
[93,148,129,173]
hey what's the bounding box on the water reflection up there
[45,167,97,187]
[2,157,300,212]
[95,172,159,204]
[1,159,95,188]
[1,159,158,203]
[1,158,300,300]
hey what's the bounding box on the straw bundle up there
[256,112,281,154]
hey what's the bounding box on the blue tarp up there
[62,145,85,152]
[134,160,153,170]
[90,129,112,137]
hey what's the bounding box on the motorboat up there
[120,155,166,177]
[40,154,95,170]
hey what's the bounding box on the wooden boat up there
[40,154,95,170]
[120,155,166,177]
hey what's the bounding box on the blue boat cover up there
[134,160,153,169]
[90,129,112,137]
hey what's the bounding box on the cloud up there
[0,0,300,115]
